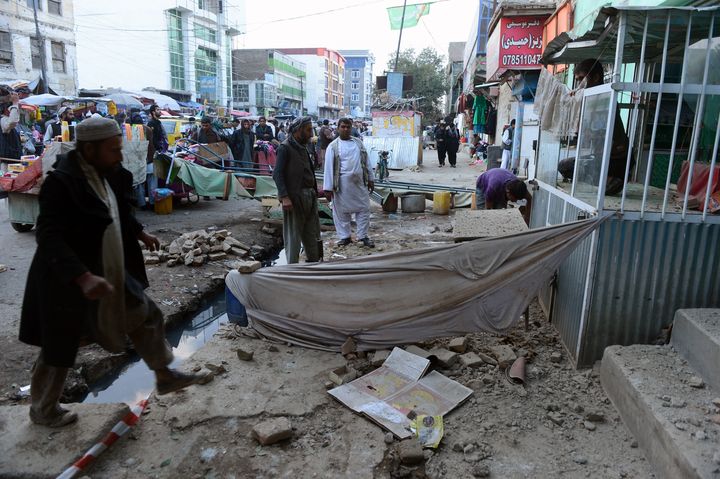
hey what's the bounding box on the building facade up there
[445,42,465,115]
[231,49,306,116]
[339,50,374,119]
[0,0,78,94]
[280,48,345,119]
[74,0,245,105]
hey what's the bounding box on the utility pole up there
[300,74,304,116]
[393,0,408,72]
[31,0,49,93]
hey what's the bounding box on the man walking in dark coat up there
[272,116,322,264]
[230,119,256,170]
[20,115,211,427]
[434,119,447,167]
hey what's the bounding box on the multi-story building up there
[339,50,374,119]
[280,48,345,119]
[0,0,78,94]
[231,49,306,116]
[74,0,245,106]
[445,42,465,115]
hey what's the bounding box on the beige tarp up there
[225,218,605,351]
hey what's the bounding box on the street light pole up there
[393,0,408,72]
[32,0,49,93]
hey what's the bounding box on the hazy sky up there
[236,0,478,76]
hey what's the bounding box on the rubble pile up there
[143,229,265,267]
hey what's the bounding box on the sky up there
[235,0,478,76]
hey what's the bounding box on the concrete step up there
[600,344,720,479]
[672,309,720,391]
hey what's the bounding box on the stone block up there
[371,349,391,367]
[428,348,458,368]
[489,345,517,369]
[252,417,293,445]
[237,260,262,274]
[399,440,424,465]
[230,247,249,257]
[448,337,468,353]
[405,345,431,359]
[459,352,484,368]
[208,252,227,262]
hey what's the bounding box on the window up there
[51,41,65,73]
[26,0,41,10]
[195,46,217,97]
[48,0,61,15]
[333,63,338,75]
[30,37,42,69]
[198,0,205,9]
[332,94,338,106]
[194,22,216,43]
[233,83,249,102]
[332,80,338,91]
[0,31,12,66]
[351,82,358,90]
[167,9,185,90]
[351,93,359,102]
[325,92,329,103]
[351,69,360,79]
[324,59,329,70]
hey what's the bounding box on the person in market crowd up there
[147,104,169,153]
[254,116,275,142]
[230,118,256,170]
[272,116,322,264]
[277,124,288,143]
[231,118,241,132]
[475,167,533,225]
[323,117,375,248]
[20,115,212,428]
[351,121,362,139]
[0,90,21,161]
[268,118,279,143]
[434,118,447,167]
[500,119,516,172]
[184,116,198,139]
[191,116,224,144]
[317,119,335,169]
[43,106,76,144]
[114,111,127,128]
[130,113,156,210]
[444,116,461,168]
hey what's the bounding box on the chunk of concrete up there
[428,348,459,368]
[405,345,431,360]
[371,349,391,367]
[252,417,293,445]
[0,403,130,479]
[671,309,720,391]
[459,352,484,368]
[489,345,517,369]
[399,440,425,465]
[448,337,468,353]
[236,260,262,274]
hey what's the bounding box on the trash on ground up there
[412,414,444,448]
[328,347,472,439]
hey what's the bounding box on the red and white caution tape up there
[56,397,150,479]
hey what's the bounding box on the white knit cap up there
[75,115,122,142]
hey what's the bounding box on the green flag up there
[387,2,432,30]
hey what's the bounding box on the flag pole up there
[393,0,408,71]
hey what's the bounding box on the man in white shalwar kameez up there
[323,118,375,248]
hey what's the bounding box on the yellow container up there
[154,196,173,215]
[433,191,451,215]
[61,121,70,142]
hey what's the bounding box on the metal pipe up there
[596,11,627,212]
[31,0,49,94]
[682,12,715,220]
[620,15,649,214]
[661,12,693,219]
[393,0,408,72]
[641,13,672,218]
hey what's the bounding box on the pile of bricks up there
[144,229,259,267]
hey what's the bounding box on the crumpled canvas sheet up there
[226,218,605,352]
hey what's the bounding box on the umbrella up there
[231,110,251,117]
[108,93,143,110]
[19,93,68,107]
[133,91,181,111]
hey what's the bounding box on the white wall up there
[285,53,321,116]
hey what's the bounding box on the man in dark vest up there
[0,91,22,160]
[20,115,212,428]
[43,106,75,144]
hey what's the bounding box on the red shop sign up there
[487,15,548,80]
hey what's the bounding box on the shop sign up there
[486,15,547,80]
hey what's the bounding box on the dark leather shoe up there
[359,237,375,248]
[336,238,352,247]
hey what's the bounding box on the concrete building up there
[0,0,78,94]
[74,0,245,106]
[231,49,306,116]
[339,50,374,119]
[279,48,345,119]
[445,42,465,115]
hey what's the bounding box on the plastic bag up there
[412,415,444,449]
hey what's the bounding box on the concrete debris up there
[573,455,588,465]
[329,365,358,386]
[713,451,720,465]
[399,440,424,465]
[428,348,459,368]
[341,337,356,356]
[459,352,484,368]
[549,352,563,363]
[688,376,705,388]
[471,464,491,477]
[252,417,293,445]
[711,398,720,408]
[583,421,597,431]
[236,349,254,361]
[477,352,498,366]
[236,260,262,274]
[489,345,517,369]
[546,412,564,426]
[149,229,255,268]
[261,225,277,235]
[405,345,432,359]
[448,337,468,353]
[0,264,7,273]
[371,349,391,367]
[384,432,395,444]
[204,363,227,375]
[584,412,605,423]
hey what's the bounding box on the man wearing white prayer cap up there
[19,115,212,427]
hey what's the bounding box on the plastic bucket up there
[154,196,173,215]
[433,191,451,215]
[225,284,248,326]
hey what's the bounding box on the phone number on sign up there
[502,54,542,66]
